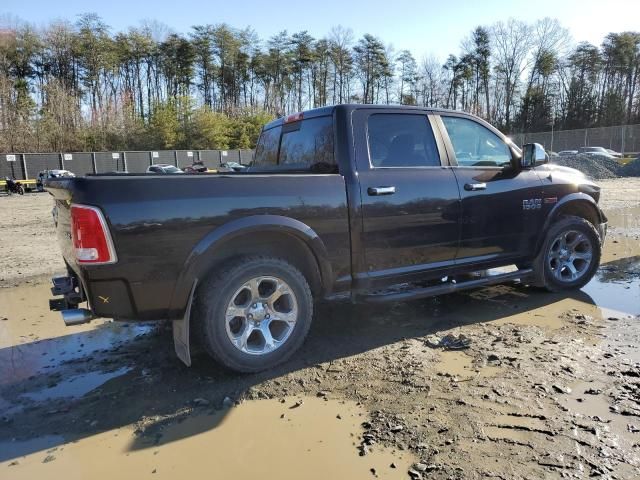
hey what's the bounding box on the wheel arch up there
[168,215,332,319]
[534,193,605,256]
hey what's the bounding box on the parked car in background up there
[605,149,622,158]
[579,146,616,158]
[221,161,247,171]
[182,161,232,173]
[37,170,75,192]
[558,150,578,156]
[146,164,183,174]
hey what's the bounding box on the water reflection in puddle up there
[0,324,153,386]
[20,367,132,402]
[583,256,640,318]
[0,435,65,463]
[0,282,155,385]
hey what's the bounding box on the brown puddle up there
[0,282,154,385]
[606,206,640,237]
[437,350,502,379]
[560,380,640,463]
[583,255,640,319]
[1,396,415,479]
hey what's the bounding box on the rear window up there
[252,116,336,173]
[254,125,282,167]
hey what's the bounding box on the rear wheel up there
[532,216,601,292]
[194,256,313,373]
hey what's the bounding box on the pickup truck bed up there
[47,173,351,320]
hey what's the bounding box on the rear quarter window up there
[252,116,336,173]
[279,116,335,172]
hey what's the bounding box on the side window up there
[279,116,335,172]
[441,116,512,167]
[367,114,440,168]
[253,125,282,167]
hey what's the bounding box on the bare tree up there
[491,19,533,129]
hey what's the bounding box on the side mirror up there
[520,143,548,169]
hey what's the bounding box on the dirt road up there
[1,180,639,479]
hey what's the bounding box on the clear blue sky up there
[3,0,639,60]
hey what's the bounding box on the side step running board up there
[361,268,534,304]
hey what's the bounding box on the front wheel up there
[532,215,601,292]
[194,256,313,373]
[17,186,24,195]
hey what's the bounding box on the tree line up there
[0,13,639,153]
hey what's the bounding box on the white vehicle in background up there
[578,146,617,158]
[558,150,578,156]
[37,169,75,192]
[146,164,184,174]
[605,148,623,158]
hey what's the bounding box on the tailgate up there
[45,179,77,268]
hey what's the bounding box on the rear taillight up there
[70,204,117,264]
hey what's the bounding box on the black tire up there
[18,186,24,195]
[194,256,313,373]
[531,215,601,292]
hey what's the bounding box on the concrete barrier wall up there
[62,153,94,176]
[124,152,150,174]
[1,150,255,179]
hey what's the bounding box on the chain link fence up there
[510,124,640,155]
[0,149,255,181]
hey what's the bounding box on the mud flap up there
[172,280,197,367]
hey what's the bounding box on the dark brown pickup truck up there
[45,104,607,372]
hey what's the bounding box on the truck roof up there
[262,104,464,130]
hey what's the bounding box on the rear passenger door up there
[353,109,461,289]
[436,114,544,263]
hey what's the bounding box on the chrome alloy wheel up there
[547,230,594,283]
[224,276,298,355]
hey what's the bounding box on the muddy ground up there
[0,180,639,479]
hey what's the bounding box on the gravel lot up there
[0,179,639,479]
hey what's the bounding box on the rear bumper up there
[49,273,136,318]
[49,268,172,322]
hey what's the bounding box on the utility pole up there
[547,119,555,154]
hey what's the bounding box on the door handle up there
[464,183,487,191]
[368,186,396,196]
